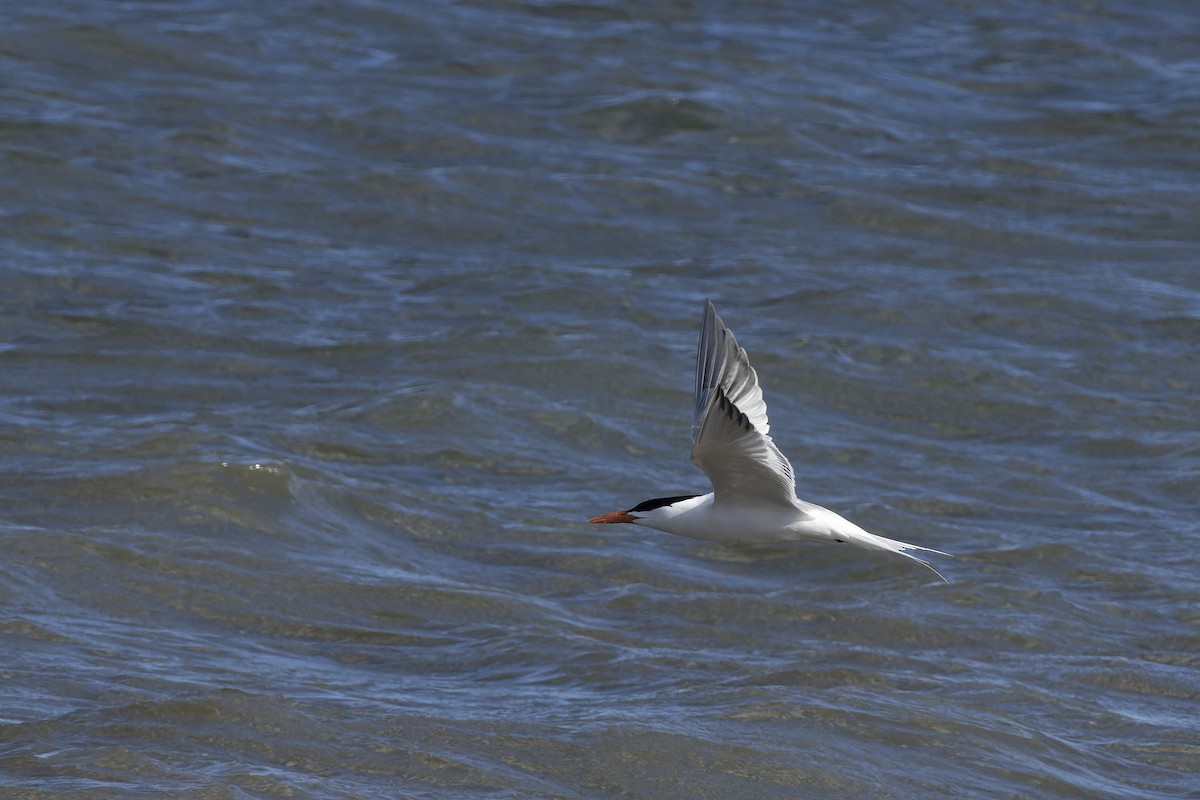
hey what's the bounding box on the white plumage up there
[590,300,950,583]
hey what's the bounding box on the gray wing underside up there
[690,301,797,506]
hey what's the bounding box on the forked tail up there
[846,529,952,584]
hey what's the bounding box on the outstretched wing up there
[690,301,797,507]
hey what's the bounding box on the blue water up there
[2,2,1198,798]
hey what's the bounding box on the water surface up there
[2,2,1198,798]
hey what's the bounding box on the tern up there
[589,300,949,582]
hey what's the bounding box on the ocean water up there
[2,1,1198,798]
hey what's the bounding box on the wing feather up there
[690,301,797,506]
[692,302,771,438]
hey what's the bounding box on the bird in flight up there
[590,300,949,582]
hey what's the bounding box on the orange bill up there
[588,510,636,524]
